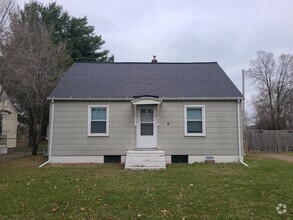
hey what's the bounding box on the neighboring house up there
[45,60,244,169]
[0,91,18,154]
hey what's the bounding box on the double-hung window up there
[184,105,205,136]
[88,105,109,136]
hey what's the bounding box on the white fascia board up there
[47,97,244,101]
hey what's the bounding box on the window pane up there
[141,123,153,135]
[141,109,153,122]
[187,121,202,133]
[187,109,202,120]
[92,108,106,120]
[91,121,106,133]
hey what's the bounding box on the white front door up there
[137,106,157,149]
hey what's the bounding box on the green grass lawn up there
[0,155,292,219]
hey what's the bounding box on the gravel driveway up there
[265,154,293,163]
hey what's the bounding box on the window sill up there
[184,133,206,137]
[87,133,109,137]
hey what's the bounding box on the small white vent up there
[205,155,215,163]
[205,155,215,160]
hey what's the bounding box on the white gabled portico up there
[125,96,166,169]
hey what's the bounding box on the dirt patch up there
[0,152,30,163]
[265,154,293,163]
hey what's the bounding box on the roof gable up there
[48,62,243,100]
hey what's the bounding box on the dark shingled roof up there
[48,62,243,99]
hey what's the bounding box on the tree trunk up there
[27,111,40,155]
[31,135,38,155]
[28,126,39,155]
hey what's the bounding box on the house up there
[44,59,244,169]
[0,90,18,154]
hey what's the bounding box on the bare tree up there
[284,90,293,128]
[0,6,70,154]
[0,0,14,41]
[249,51,293,129]
[0,0,14,99]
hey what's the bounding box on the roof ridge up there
[74,61,218,64]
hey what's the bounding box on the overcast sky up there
[17,0,293,111]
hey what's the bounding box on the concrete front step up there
[0,146,8,155]
[125,150,166,170]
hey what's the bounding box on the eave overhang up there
[47,97,244,101]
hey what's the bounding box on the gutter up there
[47,96,244,101]
[39,100,54,168]
[237,99,249,167]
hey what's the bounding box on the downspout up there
[39,99,54,168]
[237,99,249,167]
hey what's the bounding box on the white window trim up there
[184,105,206,136]
[88,105,109,136]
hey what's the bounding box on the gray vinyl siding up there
[51,101,136,156]
[159,101,241,155]
[51,100,241,156]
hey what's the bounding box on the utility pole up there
[242,69,250,132]
[242,69,245,132]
